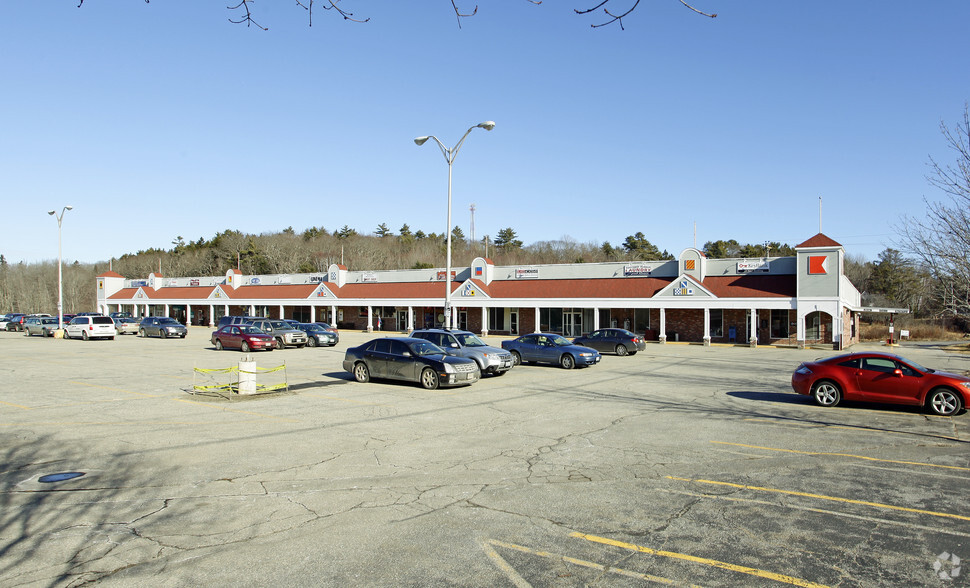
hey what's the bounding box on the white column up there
[249,305,256,316]
[210,304,216,327]
[224,304,229,320]
[331,305,337,326]
[187,304,192,326]
[749,309,758,347]
[703,308,711,346]
[481,307,489,336]
[535,307,540,332]
[659,308,667,344]
[278,304,284,320]
[593,307,600,331]
[367,306,373,332]
[408,307,414,332]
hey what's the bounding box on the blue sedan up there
[501,333,601,369]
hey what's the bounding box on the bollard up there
[238,356,257,395]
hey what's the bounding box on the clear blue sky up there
[2,1,968,265]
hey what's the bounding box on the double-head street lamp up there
[414,121,495,328]
[48,205,73,331]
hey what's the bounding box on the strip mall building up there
[96,233,862,348]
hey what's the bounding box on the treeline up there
[1,226,953,328]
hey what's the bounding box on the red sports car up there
[791,352,970,416]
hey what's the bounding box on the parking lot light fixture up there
[48,205,73,331]
[413,121,495,328]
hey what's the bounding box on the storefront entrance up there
[563,311,583,337]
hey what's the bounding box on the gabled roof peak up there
[796,233,842,249]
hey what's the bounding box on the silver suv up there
[247,318,308,349]
[409,329,514,376]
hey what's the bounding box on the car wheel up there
[354,362,370,383]
[276,337,285,349]
[307,337,317,348]
[420,368,440,390]
[42,329,49,337]
[241,341,250,353]
[82,331,89,341]
[215,339,224,351]
[138,329,146,337]
[927,388,963,416]
[811,380,841,407]
[560,354,575,369]
[615,344,628,356]
[160,330,167,339]
[510,351,521,366]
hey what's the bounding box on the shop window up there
[709,309,723,338]
[488,308,506,331]
[770,309,789,338]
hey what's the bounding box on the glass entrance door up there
[563,311,583,337]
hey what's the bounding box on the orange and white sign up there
[808,255,828,275]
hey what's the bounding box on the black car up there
[572,328,646,356]
[138,316,188,338]
[342,337,480,390]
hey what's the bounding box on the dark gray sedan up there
[572,328,646,356]
[138,317,188,338]
[343,337,480,390]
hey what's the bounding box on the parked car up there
[791,351,970,416]
[211,325,277,352]
[138,317,188,338]
[216,316,264,329]
[572,328,646,356]
[0,313,24,331]
[501,333,602,369]
[65,315,116,340]
[246,318,308,349]
[343,337,480,390]
[24,316,59,337]
[113,317,140,335]
[5,315,27,332]
[313,322,339,334]
[295,323,339,347]
[410,328,514,376]
[109,311,133,319]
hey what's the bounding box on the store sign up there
[673,280,694,296]
[250,277,261,285]
[309,275,325,283]
[436,271,457,281]
[190,279,200,286]
[623,264,653,276]
[362,272,378,283]
[131,280,148,287]
[515,268,539,279]
[808,255,828,275]
[737,260,769,273]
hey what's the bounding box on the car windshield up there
[301,324,324,332]
[901,357,929,373]
[549,335,573,346]
[455,333,487,347]
[408,340,446,357]
[239,326,264,334]
[268,321,288,329]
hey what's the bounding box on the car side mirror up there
[401,351,411,357]
[450,342,459,348]
[893,369,903,378]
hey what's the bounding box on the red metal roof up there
[702,275,796,298]
[796,233,842,248]
[97,271,125,278]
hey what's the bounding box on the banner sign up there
[737,260,770,273]
[623,264,653,276]
[515,268,539,279]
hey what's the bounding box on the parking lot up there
[2,328,969,587]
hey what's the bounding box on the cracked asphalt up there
[1,329,969,586]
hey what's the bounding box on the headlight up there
[443,363,456,373]
[960,382,970,390]
[579,353,593,358]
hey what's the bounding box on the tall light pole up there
[48,205,73,331]
[414,121,495,328]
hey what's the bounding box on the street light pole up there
[48,206,73,331]
[414,121,495,328]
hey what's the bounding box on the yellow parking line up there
[666,476,970,522]
[0,400,33,410]
[175,399,300,423]
[69,381,159,398]
[485,539,693,586]
[711,441,970,472]
[570,532,827,587]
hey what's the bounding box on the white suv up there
[65,315,116,340]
